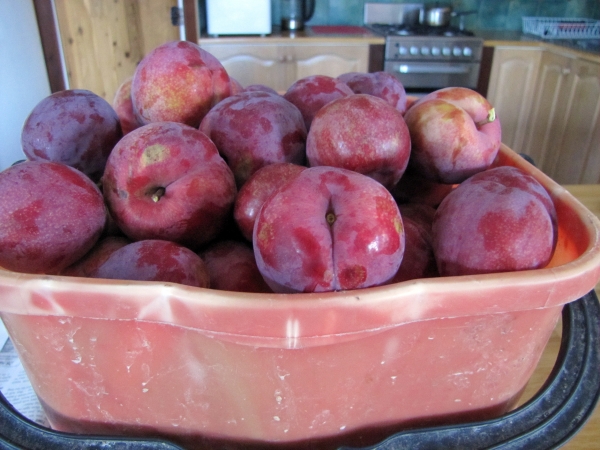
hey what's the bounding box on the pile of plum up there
[0,40,557,294]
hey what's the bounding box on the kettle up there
[281,0,316,31]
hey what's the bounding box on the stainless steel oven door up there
[384,60,481,92]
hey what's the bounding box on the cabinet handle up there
[278,55,293,63]
[562,67,571,75]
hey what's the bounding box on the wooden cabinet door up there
[486,47,542,153]
[54,0,179,101]
[549,58,600,184]
[291,44,370,81]
[521,51,572,173]
[201,41,371,93]
[199,43,288,91]
[503,48,600,184]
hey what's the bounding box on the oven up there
[364,3,484,96]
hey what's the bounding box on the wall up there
[271,0,600,30]
[0,0,51,171]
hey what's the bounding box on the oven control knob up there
[398,46,408,56]
[410,46,419,55]
[452,46,462,56]
[420,46,430,55]
[442,47,451,56]
[463,47,473,57]
[431,46,441,56]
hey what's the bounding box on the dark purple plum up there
[390,203,438,283]
[283,75,354,130]
[306,94,411,190]
[234,162,307,241]
[253,166,405,293]
[432,166,557,276]
[199,91,306,187]
[21,89,122,182]
[200,240,272,293]
[0,160,107,274]
[337,71,408,114]
[91,239,210,288]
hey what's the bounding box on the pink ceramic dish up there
[0,144,599,449]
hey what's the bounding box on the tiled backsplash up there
[271,0,600,30]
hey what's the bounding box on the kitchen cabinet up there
[486,46,543,152]
[524,54,600,184]
[486,43,600,184]
[199,40,371,92]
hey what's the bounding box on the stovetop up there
[366,23,475,38]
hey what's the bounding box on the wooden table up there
[518,184,600,449]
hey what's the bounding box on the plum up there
[283,75,354,130]
[432,166,557,276]
[0,160,107,274]
[390,204,438,283]
[390,165,455,208]
[253,166,405,293]
[131,40,231,127]
[229,76,244,94]
[91,239,210,288]
[21,89,122,182]
[234,162,307,241]
[112,77,142,135]
[61,235,130,277]
[102,122,237,250]
[243,84,279,95]
[200,240,272,293]
[199,91,307,187]
[404,87,502,184]
[337,71,408,114]
[306,94,411,190]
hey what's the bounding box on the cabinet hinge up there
[171,7,183,26]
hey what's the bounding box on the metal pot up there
[422,5,452,27]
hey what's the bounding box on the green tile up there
[537,0,568,17]
[453,0,480,11]
[307,0,330,25]
[477,0,511,29]
[506,0,539,30]
[565,0,599,18]
[329,0,364,25]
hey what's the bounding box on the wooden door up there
[54,0,180,102]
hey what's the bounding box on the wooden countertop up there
[199,25,386,46]
[518,184,600,449]
[197,26,599,63]
[477,29,600,64]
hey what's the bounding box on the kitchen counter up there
[477,29,600,63]
[199,25,386,45]
[520,184,600,449]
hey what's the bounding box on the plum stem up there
[151,187,166,202]
[475,108,496,128]
[326,212,336,225]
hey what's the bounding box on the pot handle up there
[451,10,478,30]
[305,0,316,21]
[418,6,425,25]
